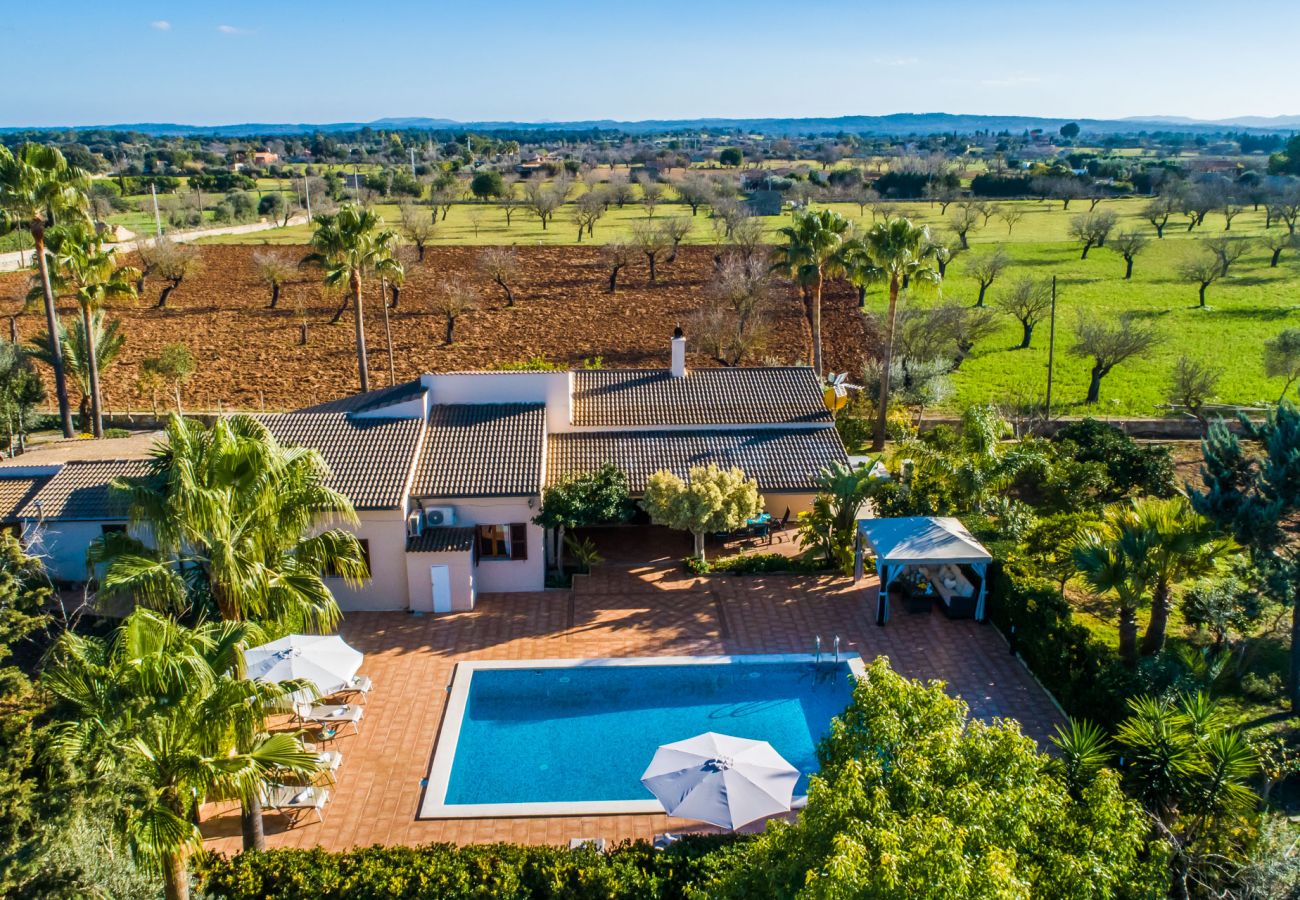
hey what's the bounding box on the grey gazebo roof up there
[857,516,991,566]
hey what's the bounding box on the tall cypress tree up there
[1191,403,1300,709]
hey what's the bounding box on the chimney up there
[670,326,687,378]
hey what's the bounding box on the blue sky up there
[5,1,1296,127]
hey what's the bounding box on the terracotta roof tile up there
[0,475,51,521]
[413,405,545,498]
[406,526,476,553]
[19,460,152,521]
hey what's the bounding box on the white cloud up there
[216,24,247,35]
[150,20,171,31]
[874,56,919,67]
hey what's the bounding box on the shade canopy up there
[858,516,991,566]
[640,732,799,831]
[243,634,363,697]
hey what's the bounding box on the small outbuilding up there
[853,516,992,626]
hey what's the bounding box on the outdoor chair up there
[261,783,330,826]
[326,674,372,705]
[568,837,608,851]
[303,741,343,784]
[293,701,364,736]
[769,508,792,543]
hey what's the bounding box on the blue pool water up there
[443,660,856,806]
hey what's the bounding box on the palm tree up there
[302,204,403,393]
[848,218,942,450]
[44,609,320,900]
[91,414,368,849]
[770,208,852,376]
[1072,519,1151,667]
[898,405,1042,513]
[42,225,139,437]
[0,143,92,437]
[29,311,127,433]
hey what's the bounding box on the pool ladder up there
[813,635,842,663]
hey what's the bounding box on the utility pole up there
[1044,275,1057,419]
[303,175,312,220]
[410,147,416,177]
[149,182,163,236]
[380,275,396,386]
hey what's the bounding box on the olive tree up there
[641,464,761,560]
[1069,312,1161,403]
[994,276,1053,349]
[1069,209,1118,259]
[1111,230,1150,280]
[964,248,1009,307]
[1263,328,1300,402]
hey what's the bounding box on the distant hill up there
[3,112,1297,138]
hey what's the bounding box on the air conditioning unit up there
[424,506,456,527]
[406,512,423,537]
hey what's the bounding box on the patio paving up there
[200,561,1064,854]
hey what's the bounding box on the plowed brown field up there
[1,244,873,412]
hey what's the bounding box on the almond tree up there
[1112,230,1150,279]
[478,246,520,306]
[432,283,477,344]
[601,240,634,293]
[1069,209,1118,259]
[397,201,435,262]
[994,276,1052,349]
[965,248,1009,307]
[252,250,294,308]
[1069,312,1161,403]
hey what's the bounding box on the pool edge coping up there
[419,653,866,820]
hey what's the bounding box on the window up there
[476,524,528,562]
[324,539,370,579]
[100,524,127,536]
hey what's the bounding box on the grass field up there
[188,195,1300,415]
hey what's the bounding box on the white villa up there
[0,334,848,613]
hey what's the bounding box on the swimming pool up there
[420,654,863,818]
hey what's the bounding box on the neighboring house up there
[252,151,280,165]
[0,333,848,613]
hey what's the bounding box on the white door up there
[430,565,452,614]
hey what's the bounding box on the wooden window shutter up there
[510,523,528,560]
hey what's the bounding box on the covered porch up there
[853,516,992,626]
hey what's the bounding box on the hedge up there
[198,837,744,900]
[984,560,1138,727]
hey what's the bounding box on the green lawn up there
[185,195,1300,414]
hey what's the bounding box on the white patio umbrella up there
[640,732,800,831]
[242,634,364,697]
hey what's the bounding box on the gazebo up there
[853,516,992,626]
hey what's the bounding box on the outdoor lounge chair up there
[293,701,363,736]
[261,783,330,825]
[769,508,792,543]
[327,674,372,705]
[303,742,343,784]
[568,837,607,851]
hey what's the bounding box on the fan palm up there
[29,310,127,433]
[40,225,139,437]
[0,143,91,437]
[897,405,1040,513]
[770,208,852,376]
[302,204,403,393]
[1072,521,1151,666]
[44,609,320,900]
[847,218,942,450]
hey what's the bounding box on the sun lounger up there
[262,783,329,825]
[327,674,372,705]
[293,701,363,736]
[303,742,343,784]
[569,837,607,851]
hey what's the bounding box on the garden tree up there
[1143,496,1235,655]
[1167,355,1223,430]
[718,147,743,168]
[660,216,691,262]
[0,340,43,452]
[1053,418,1176,501]
[1060,121,1081,140]
[1180,246,1226,308]
[431,282,477,344]
[693,254,772,366]
[1143,195,1177,237]
[1268,182,1300,234]
[397,202,435,262]
[1263,328,1300,401]
[997,205,1024,235]
[640,464,761,560]
[716,658,1162,899]
[31,313,126,433]
[893,300,999,371]
[523,178,566,230]
[44,609,321,900]
[769,207,852,376]
[607,173,635,208]
[1206,235,1250,277]
[148,237,201,308]
[468,169,504,200]
[252,249,294,308]
[477,246,520,307]
[1018,511,1101,594]
[901,405,1040,512]
[851,217,942,450]
[1073,514,1152,666]
[41,226,138,437]
[1070,312,1161,404]
[964,247,1009,307]
[532,464,632,572]
[796,461,875,572]
[636,174,662,218]
[674,173,713,215]
[1194,404,1300,710]
[601,239,634,293]
[728,216,766,262]
[994,276,1053,349]
[929,231,964,277]
[1069,209,1119,258]
[1263,230,1296,267]
[1115,693,1259,898]
[1180,574,1259,655]
[570,190,605,240]
[141,343,194,414]
[0,142,92,438]
[630,219,672,284]
[948,201,980,248]
[1110,229,1150,280]
[302,204,402,393]
[1179,185,1215,230]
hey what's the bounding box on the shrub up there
[102,428,131,439]
[684,553,828,576]
[197,836,742,899]
[1052,419,1175,500]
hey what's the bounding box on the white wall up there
[424,371,571,432]
[418,497,545,594]
[22,520,143,583]
[405,549,475,612]
[323,509,410,612]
